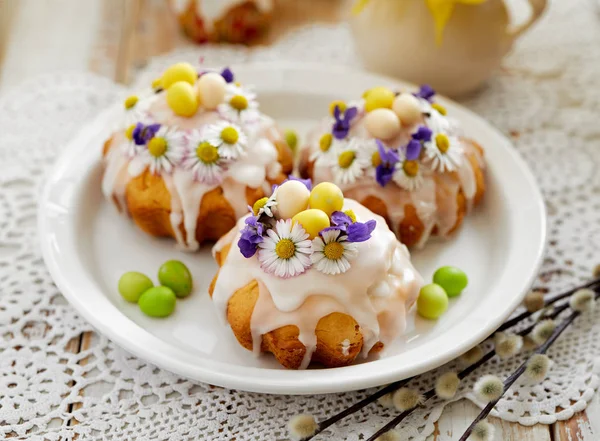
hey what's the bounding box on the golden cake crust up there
[103,138,293,245]
[209,244,383,369]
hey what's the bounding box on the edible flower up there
[221,67,234,83]
[238,216,265,258]
[322,211,376,243]
[411,125,433,143]
[311,229,358,275]
[258,219,312,278]
[374,140,400,187]
[132,122,161,146]
[332,105,358,140]
[414,84,436,102]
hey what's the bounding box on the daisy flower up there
[121,123,143,158]
[182,129,226,184]
[218,83,260,125]
[121,93,153,129]
[392,143,424,191]
[204,121,248,160]
[309,132,342,165]
[423,132,463,172]
[137,125,184,175]
[311,229,358,275]
[258,219,312,278]
[252,192,278,218]
[331,138,369,185]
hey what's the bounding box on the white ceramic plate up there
[39,63,546,395]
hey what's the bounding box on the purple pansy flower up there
[221,67,234,83]
[132,122,161,146]
[282,175,313,191]
[321,211,376,243]
[375,140,400,187]
[414,84,436,102]
[332,106,358,140]
[411,125,432,143]
[238,216,265,258]
[405,140,422,161]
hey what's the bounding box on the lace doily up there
[1,1,600,439]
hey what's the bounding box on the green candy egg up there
[417,283,449,320]
[158,260,193,298]
[433,266,468,297]
[118,271,153,303]
[138,286,176,318]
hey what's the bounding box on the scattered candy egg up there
[118,271,153,303]
[329,100,347,116]
[364,108,401,140]
[158,260,193,298]
[417,283,449,319]
[308,182,344,217]
[197,72,226,110]
[284,129,298,153]
[161,62,197,89]
[166,81,199,117]
[138,286,177,318]
[364,86,395,112]
[392,94,422,126]
[276,180,310,219]
[433,266,468,297]
[292,209,330,239]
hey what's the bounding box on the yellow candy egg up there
[161,62,197,89]
[292,209,331,239]
[166,81,199,117]
[197,72,226,110]
[364,108,401,140]
[364,86,395,112]
[392,94,422,126]
[275,180,310,219]
[308,182,344,217]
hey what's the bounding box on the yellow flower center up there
[125,124,136,140]
[343,209,357,223]
[124,95,138,109]
[230,95,248,110]
[275,239,295,259]
[323,242,345,260]
[403,160,420,177]
[151,78,162,89]
[148,137,168,157]
[338,151,356,169]
[196,141,219,164]
[252,197,269,215]
[432,103,447,115]
[221,127,239,144]
[319,133,333,152]
[435,133,450,153]
[371,151,381,167]
[329,100,347,116]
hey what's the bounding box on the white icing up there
[341,339,351,356]
[102,89,283,250]
[172,0,273,33]
[305,108,484,247]
[211,200,423,368]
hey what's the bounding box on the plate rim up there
[38,61,547,395]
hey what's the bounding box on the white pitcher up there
[349,0,547,97]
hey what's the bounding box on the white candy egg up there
[275,180,310,219]
[197,72,226,110]
[392,94,422,126]
[364,108,401,140]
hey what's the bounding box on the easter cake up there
[299,85,486,248]
[102,63,293,250]
[209,179,423,369]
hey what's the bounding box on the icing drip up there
[212,200,423,368]
[102,93,283,249]
[306,113,484,246]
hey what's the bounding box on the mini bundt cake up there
[299,85,485,248]
[102,63,293,250]
[209,179,423,369]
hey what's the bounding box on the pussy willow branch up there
[301,277,599,441]
[363,287,590,441]
[457,291,598,441]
